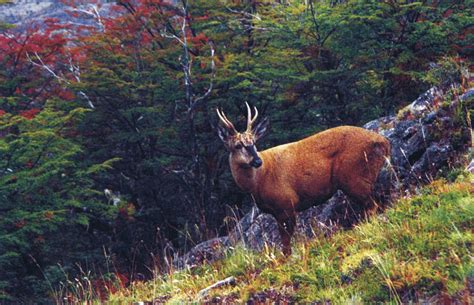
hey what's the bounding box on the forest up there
[0,0,472,303]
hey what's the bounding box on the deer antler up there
[216,108,238,135]
[245,102,258,133]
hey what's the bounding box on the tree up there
[0,99,118,303]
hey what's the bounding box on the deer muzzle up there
[246,145,262,168]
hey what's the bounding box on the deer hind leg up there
[276,211,296,256]
[337,141,388,210]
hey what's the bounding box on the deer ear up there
[253,117,269,141]
[217,124,231,142]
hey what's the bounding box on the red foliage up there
[14,220,27,229]
[443,9,453,18]
[0,26,70,110]
[58,90,76,101]
[93,272,129,301]
[0,110,6,116]
[190,32,209,50]
[19,108,40,120]
[194,14,209,21]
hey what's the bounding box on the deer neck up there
[229,154,265,194]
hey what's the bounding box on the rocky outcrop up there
[367,87,471,189]
[175,86,473,268]
[0,0,116,29]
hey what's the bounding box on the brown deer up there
[217,103,390,255]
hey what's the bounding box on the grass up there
[107,176,474,304]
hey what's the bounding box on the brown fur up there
[219,110,390,255]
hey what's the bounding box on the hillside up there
[106,176,473,304]
[0,0,112,26]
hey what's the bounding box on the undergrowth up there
[107,177,474,304]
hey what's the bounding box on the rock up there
[366,86,472,189]
[466,159,474,174]
[0,0,116,28]
[240,213,281,250]
[403,86,443,117]
[176,86,473,267]
[174,236,230,268]
[228,206,261,242]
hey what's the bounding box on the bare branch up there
[160,30,185,46]
[192,41,215,108]
[226,7,261,21]
[26,51,67,83]
[160,5,217,112]
[197,276,236,299]
[69,3,106,32]
[26,51,95,109]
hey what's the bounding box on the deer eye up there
[235,143,243,150]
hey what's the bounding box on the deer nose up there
[250,158,262,168]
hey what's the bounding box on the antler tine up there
[245,102,259,132]
[216,108,228,126]
[252,106,258,124]
[245,102,252,131]
[216,108,230,127]
[220,110,234,129]
[216,108,237,134]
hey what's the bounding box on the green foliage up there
[109,178,474,304]
[424,57,470,87]
[0,99,118,303]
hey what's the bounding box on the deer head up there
[217,103,269,168]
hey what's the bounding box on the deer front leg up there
[276,211,296,256]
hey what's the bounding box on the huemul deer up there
[217,103,390,255]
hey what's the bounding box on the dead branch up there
[26,51,95,109]
[197,276,236,299]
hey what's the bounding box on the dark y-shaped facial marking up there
[238,132,262,168]
[246,144,262,168]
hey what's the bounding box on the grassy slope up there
[109,177,474,304]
